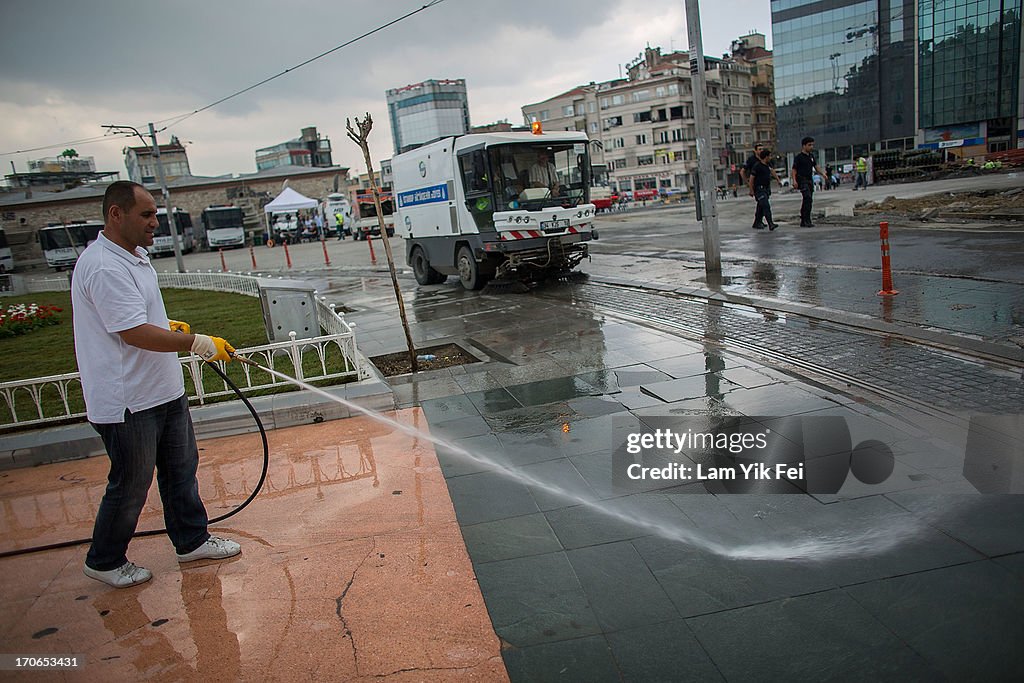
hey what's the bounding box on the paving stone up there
[474,552,602,648]
[687,589,943,681]
[566,541,678,631]
[502,635,621,683]
[461,513,564,564]
[606,620,725,683]
[844,561,1024,680]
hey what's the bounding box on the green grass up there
[0,289,356,430]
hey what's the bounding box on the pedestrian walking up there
[854,155,868,190]
[791,137,826,227]
[335,212,346,240]
[72,181,241,588]
[749,149,779,231]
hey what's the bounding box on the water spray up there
[2,354,923,563]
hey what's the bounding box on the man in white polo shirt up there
[72,180,241,588]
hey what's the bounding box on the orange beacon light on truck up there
[531,120,543,135]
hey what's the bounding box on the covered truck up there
[392,130,598,290]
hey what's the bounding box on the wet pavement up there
[318,277,1024,680]
[0,413,506,681]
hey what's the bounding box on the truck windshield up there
[358,197,394,218]
[204,209,243,230]
[488,143,590,211]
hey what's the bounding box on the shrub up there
[0,303,63,338]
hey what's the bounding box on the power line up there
[151,0,448,131]
[0,131,136,157]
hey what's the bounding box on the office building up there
[771,0,917,164]
[918,0,1022,155]
[386,79,470,155]
[124,136,192,183]
[255,127,333,171]
[522,46,757,193]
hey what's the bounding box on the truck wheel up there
[412,247,446,285]
[457,245,487,290]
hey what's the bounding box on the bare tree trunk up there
[346,114,419,373]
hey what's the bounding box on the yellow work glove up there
[191,334,235,362]
[168,320,191,334]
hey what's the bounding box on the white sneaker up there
[176,536,241,563]
[83,561,153,588]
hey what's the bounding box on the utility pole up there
[148,123,186,273]
[103,123,186,272]
[684,0,722,276]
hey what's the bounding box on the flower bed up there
[0,303,63,338]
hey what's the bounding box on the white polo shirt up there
[71,232,185,423]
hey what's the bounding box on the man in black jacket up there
[791,137,826,227]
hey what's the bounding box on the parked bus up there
[0,227,13,274]
[38,221,104,270]
[151,208,195,257]
[199,206,246,250]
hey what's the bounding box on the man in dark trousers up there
[72,181,241,588]
[748,148,779,231]
[791,137,826,227]
[742,143,781,229]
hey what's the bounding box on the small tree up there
[346,114,419,373]
[60,148,79,158]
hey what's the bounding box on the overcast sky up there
[0,0,772,181]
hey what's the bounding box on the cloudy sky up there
[0,0,772,181]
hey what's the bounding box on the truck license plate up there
[540,219,569,233]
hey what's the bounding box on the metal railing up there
[1,272,368,430]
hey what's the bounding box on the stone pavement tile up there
[504,376,602,407]
[714,365,781,390]
[391,375,466,406]
[519,458,599,511]
[502,635,620,683]
[624,339,705,364]
[606,619,725,683]
[575,364,673,393]
[568,451,624,501]
[427,414,493,441]
[544,495,686,550]
[444,470,540,526]
[547,349,640,375]
[566,395,629,419]
[460,513,564,565]
[885,493,1024,557]
[844,561,1024,680]
[687,589,942,681]
[632,535,837,617]
[993,551,1024,580]
[492,431,564,467]
[721,382,844,416]
[565,541,678,632]
[639,373,742,403]
[644,353,711,379]
[484,402,580,436]
[474,552,602,648]
[463,387,523,415]
[452,368,515,393]
[434,433,503,478]
[615,387,670,410]
[420,393,481,422]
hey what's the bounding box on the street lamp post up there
[683,0,722,277]
[104,123,186,273]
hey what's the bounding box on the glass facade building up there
[386,79,471,155]
[771,0,917,161]
[918,0,1021,152]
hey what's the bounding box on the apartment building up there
[124,137,192,184]
[522,46,756,194]
[731,32,778,148]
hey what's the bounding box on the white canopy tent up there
[262,187,320,239]
[263,187,318,214]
